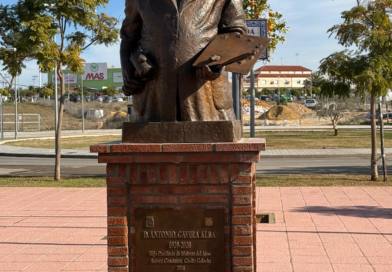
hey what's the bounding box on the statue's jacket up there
[121,0,247,122]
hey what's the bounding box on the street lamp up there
[80,62,86,133]
[14,75,18,139]
[0,93,4,140]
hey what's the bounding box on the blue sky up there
[1,0,357,87]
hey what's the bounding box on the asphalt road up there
[259,156,392,175]
[0,157,106,177]
[0,155,391,177]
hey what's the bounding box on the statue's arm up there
[121,0,144,95]
[197,0,247,81]
[219,0,247,34]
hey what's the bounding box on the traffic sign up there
[246,19,268,60]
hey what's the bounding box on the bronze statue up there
[121,0,247,122]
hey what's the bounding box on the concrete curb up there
[0,150,390,159]
[0,152,97,159]
[0,134,121,146]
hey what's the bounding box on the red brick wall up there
[93,142,264,272]
[105,159,257,272]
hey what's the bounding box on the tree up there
[0,88,10,97]
[319,0,392,181]
[39,85,54,99]
[8,0,118,180]
[317,101,347,136]
[21,86,38,98]
[0,4,33,90]
[304,73,325,97]
[102,86,118,97]
[243,0,288,50]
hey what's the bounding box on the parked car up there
[113,97,124,103]
[383,112,392,119]
[259,95,271,101]
[104,96,113,103]
[96,96,104,103]
[304,99,318,108]
[366,112,392,120]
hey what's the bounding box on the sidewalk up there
[0,187,391,271]
[1,144,392,158]
[0,145,95,158]
[0,129,121,140]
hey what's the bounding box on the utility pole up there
[384,96,390,124]
[232,73,241,120]
[39,71,42,88]
[81,73,85,133]
[67,72,70,100]
[0,94,3,140]
[14,75,18,139]
[250,68,256,137]
[378,98,388,182]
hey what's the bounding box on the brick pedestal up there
[91,139,265,272]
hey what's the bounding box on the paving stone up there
[1,187,392,271]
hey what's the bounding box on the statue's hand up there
[130,50,155,80]
[197,65,224,81]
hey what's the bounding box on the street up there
[0,156,106,177]
[0,155,391,177]
[260,156,392,175]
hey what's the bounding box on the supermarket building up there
[47,63,123,91]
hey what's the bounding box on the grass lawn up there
[257,174,391,187]
[0,177,106,187]
[6,135,121,150]
[252,129,392,149]
[0,175,389,187]
[6,129,391,150]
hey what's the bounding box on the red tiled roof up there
[256,65,312,72]
[257,73,312,78]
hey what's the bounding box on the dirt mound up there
[241,99,272,109]
[257,100,273,109]
[287,103,313,115]
[261,105,301,120]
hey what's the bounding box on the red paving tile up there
[0,187,391,271]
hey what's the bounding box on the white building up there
[244,65,312,91]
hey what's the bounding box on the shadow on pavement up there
[293,205,392,219]
[258,165,392,175]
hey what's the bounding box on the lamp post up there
[0,94,3,140]
[250,68,256,138]
[14,75,18,139]
[81,70,85,133]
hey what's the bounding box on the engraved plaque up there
[135,208,225,272]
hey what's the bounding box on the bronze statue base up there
[122,121,242,143]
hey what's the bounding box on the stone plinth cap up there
[90,138,266,154]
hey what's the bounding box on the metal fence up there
[0,113,41,132]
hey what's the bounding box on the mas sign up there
[83,63,108,81]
